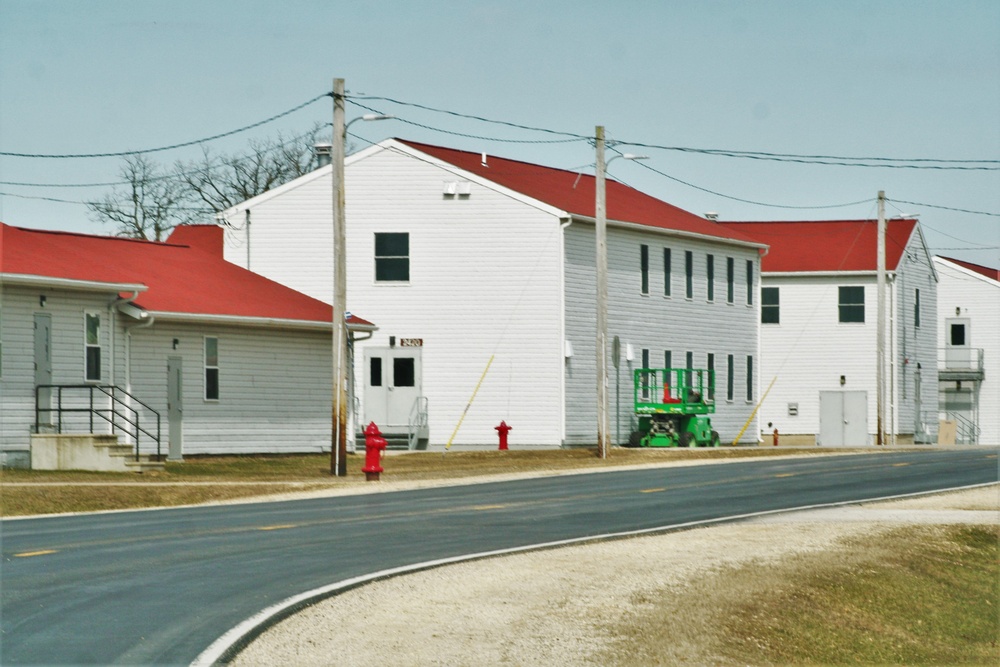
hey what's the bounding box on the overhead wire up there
[0,93,330,159]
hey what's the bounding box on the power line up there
[888,198,1000,218]
[0,93,329,159]
[347,94,586,141]
[349,100,583,144]
[628,157,874,210]
[349,93,998,169]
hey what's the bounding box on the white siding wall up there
[225,147,565,448]
[758,276,877,441]
[934,258,999,444]
[759,238,938,445]
[127,322,333,455]
[0,285,124,459]
[0,284,333,460]
[893,237,939,439]
[564,224,761,445]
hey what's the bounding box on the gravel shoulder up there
[233,483,999,667]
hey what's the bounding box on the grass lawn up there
[0,446,864,516]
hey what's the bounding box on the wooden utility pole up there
[331,78,349,476]
[595,126,609,459]
[876,190,886,446]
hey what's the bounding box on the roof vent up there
[314,142,333,168]
[704,212,719,221]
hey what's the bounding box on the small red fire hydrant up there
[495,420,512,451]
[363,421,387,481]
[772,428,779,447]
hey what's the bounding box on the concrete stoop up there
[30,434,165,473]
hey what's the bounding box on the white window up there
[204,337,220,400]
[85,313,101,382]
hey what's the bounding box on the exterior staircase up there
[30,434,165,473]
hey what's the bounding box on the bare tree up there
[87,155,197,241]
[89,125,327,240]
[177,124,326,214]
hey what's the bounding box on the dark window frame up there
[685,251,693,299]
[640,244,649,295]
[706,254,715,302]
[838,286,866,323]
[204,336,220,401]
[761,287,780,324]
[374,232,410,282]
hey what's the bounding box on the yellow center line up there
[640,488,667,493]
[257,524,298,531]
[892,463,911,467]
[472,504,507,511]
[15,550,58,558]
[774,473,795,478]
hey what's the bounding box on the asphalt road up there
[2,448,997,665]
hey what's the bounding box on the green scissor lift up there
[627,367,721,448]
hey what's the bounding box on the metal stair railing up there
[408,396,429,450]
[947,411,981,445]
[35,384,162,461]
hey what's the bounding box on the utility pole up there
[876,190,886,446]
[595,126,609,459]
[331,78,348,476]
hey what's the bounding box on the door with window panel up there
[363,347,422,430]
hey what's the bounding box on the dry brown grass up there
[0,446,879,517]
[598,524,1000,666]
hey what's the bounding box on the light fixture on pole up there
[595,136,649,459]
[331,79,394,477]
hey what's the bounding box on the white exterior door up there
[364,347,422,430]
[819,390,868,446]
[945,318,971,368]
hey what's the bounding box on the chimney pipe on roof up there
[314,142,333,168]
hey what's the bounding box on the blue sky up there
[2,0,998,266]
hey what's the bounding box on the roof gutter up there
[569,215,768,252]
[147,311,378,333]
[0,273,147,294]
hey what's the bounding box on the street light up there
[331,79,394,477]
[595,133,649,459]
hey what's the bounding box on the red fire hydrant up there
[495,420,512,451]
[772,428,779,447]
[363,421,387,481]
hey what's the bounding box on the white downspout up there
[559,216,573,446]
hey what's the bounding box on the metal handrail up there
[408,396,429,450]
[35,384,161,461]
[937,347,984,372]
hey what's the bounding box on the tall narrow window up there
[914,288,921,328]
[726,257,735,304]
[838,286,865,323]
[685,251,693,299]
[640,244,649,295]
[707,353,715,400]
[726,354,734,402]
[374,232,410,282]
[204,337,220,400]
[761,287,780,323]
[746,260,754,305]
[746,355,754,402]
[685,351,694,388]
[706,254,715,301]
[663,248,672,297]
[641,348,650,399]
[85,313,101,382]
[664,350,672,370]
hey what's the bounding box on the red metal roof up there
[938,256,1000,281]
[1,222,372,326]
[395,140,760,246]
[717,220,918,273]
